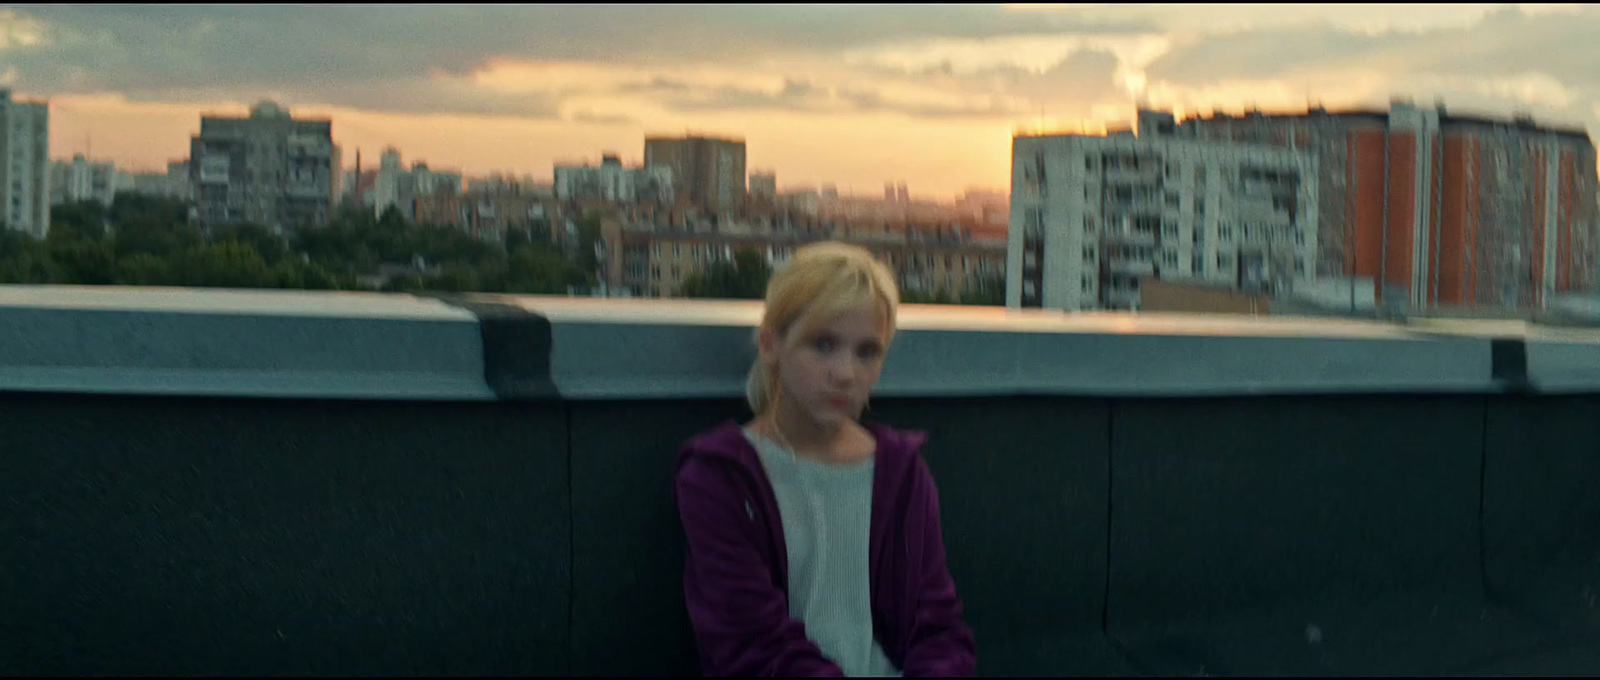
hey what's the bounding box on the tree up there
[113,215,202,260]
[382,273,426,293]
[426,262,482,292]
[0,229,56,283]
[116,253,173,286]
[960,275,1006,306]
[48,239,117,285]
[212,223,288,265]
[174,242,276,288]
[902,286,957,305]
[378,205,408,231]
[49,201,108,243]
[572,213,602,284]
[505,227,531,252]
[681,247,771,300]
[109,192,188,228]
[273,259,341,290]
[505,243,585,294]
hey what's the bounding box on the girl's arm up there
[900,457,977,677]
[676,456,845,677]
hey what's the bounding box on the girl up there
[674,241,976,677]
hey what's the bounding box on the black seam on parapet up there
[424,294,559,401]
[1489,338,1531,395]
[1477,395,1494,607]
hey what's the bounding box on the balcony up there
[4,286,1600,676]
[1106,255,1156,277]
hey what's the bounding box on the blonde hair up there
[746,241,900,415]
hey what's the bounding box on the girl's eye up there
[813,337,836,353]
[857,346,881,360]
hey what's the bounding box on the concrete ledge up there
[0,286,494,401]
[486,295,1504,399]
[9,287,1600,400]
[1524,337,1600,393]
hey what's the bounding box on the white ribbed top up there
[744,429,902,678]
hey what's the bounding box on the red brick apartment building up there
[1175,101,1598,311]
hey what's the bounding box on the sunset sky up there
[2,4,1595,199]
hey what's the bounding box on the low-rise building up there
[414,190,564,245]
[597,214,1004,300]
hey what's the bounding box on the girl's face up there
[763,304,890,428]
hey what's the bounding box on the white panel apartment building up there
[191,101,334,231]
[1008,116,1318,311]
[370,146,463,220]
[554,154,673,204]
[49,154,118,207]
[0,89,50,238]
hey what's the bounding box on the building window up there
[1193,254,1205,273]
[1219,224,1233,241]
[652,265,661,279]
[1161,221,1178,240]
[673,243,681,258]
[1163,250,1178,268]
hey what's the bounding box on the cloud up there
[569,110,637,126]
[1138,5,1600,128]
[10,4,1599,146]
[1145,5,1600,88]
[5,5,1146,92]
[103,74,563,121]
[0,5,1152,123]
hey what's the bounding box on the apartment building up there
[49,154,117,206]
[644,134,746,213]
[125,171,168,197]
[465,173,547,197]
[414,191,563,245]
[749,171,777,203]
[165,161,193,202]
[0,89,50,238]
[367,147,463,221]
[598,214,1004,300]
[554,153,673,205]
[1008,126,1317,311]
[190,101,335,231]
[1178,101,1599,311]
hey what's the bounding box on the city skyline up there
[3,4,1597,197]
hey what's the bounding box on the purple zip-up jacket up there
[674,420,976,677]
